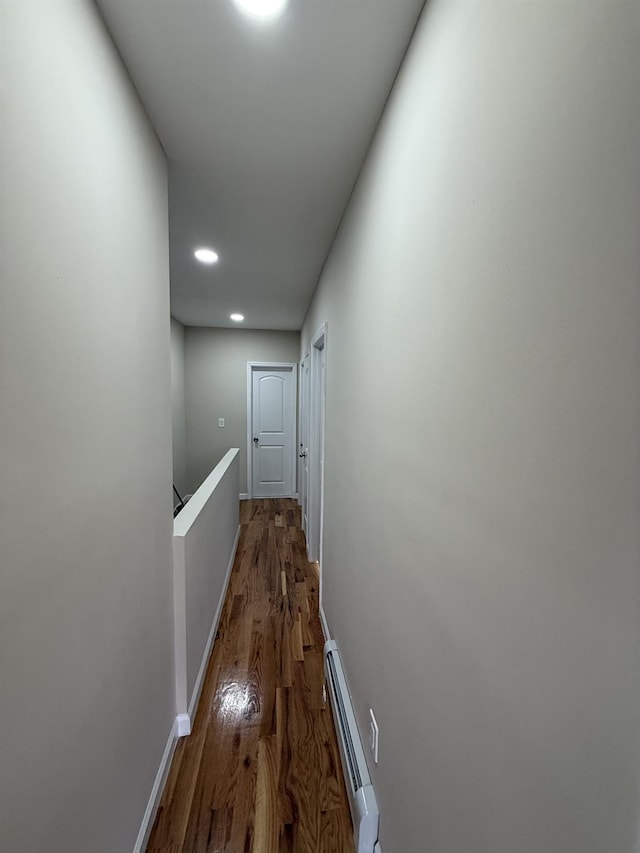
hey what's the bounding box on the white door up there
[249,364,296,498]
[299,354,310,533]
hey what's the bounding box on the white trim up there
[186,524,240,724]
[319,606,331,643]
[246,363,253,497]
[299,351,310,532]
[246,362,298,500]
[239,492,250,501]
[308,324,328,584]
[297,357,307,503]
[133,715,180,853]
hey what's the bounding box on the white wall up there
[185,327,300,494]
[302,2,640,851]
[171,316,188,497]
[0,3,174,851]
[173,449,240,728]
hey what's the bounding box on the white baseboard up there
[319,606,331,643]
[133,715,180,853]
[239,492,250,500]
[185,524,240,726]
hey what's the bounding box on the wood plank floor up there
[146,499,354,853]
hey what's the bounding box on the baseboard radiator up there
[324,639,379,853]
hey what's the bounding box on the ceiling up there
[97,0,426,329]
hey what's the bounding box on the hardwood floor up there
[146,499,354,853]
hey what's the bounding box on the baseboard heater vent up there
[324,639,379,853]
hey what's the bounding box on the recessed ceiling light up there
[231,0,290,21]
[194,247,219,264]
[230,313,245,322]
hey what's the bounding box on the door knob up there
[253,437,259,443]
[299,452,306,458]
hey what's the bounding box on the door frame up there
[298,352,310,533]
[246,362,298,499]
[307,323,327,566]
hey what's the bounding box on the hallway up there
[146,499,354,852]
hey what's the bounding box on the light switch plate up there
[218,418,225,428]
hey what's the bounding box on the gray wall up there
[171,316,188,497]
[0,3,174,851]
[185,327,300,493]
[302,2,640,852]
